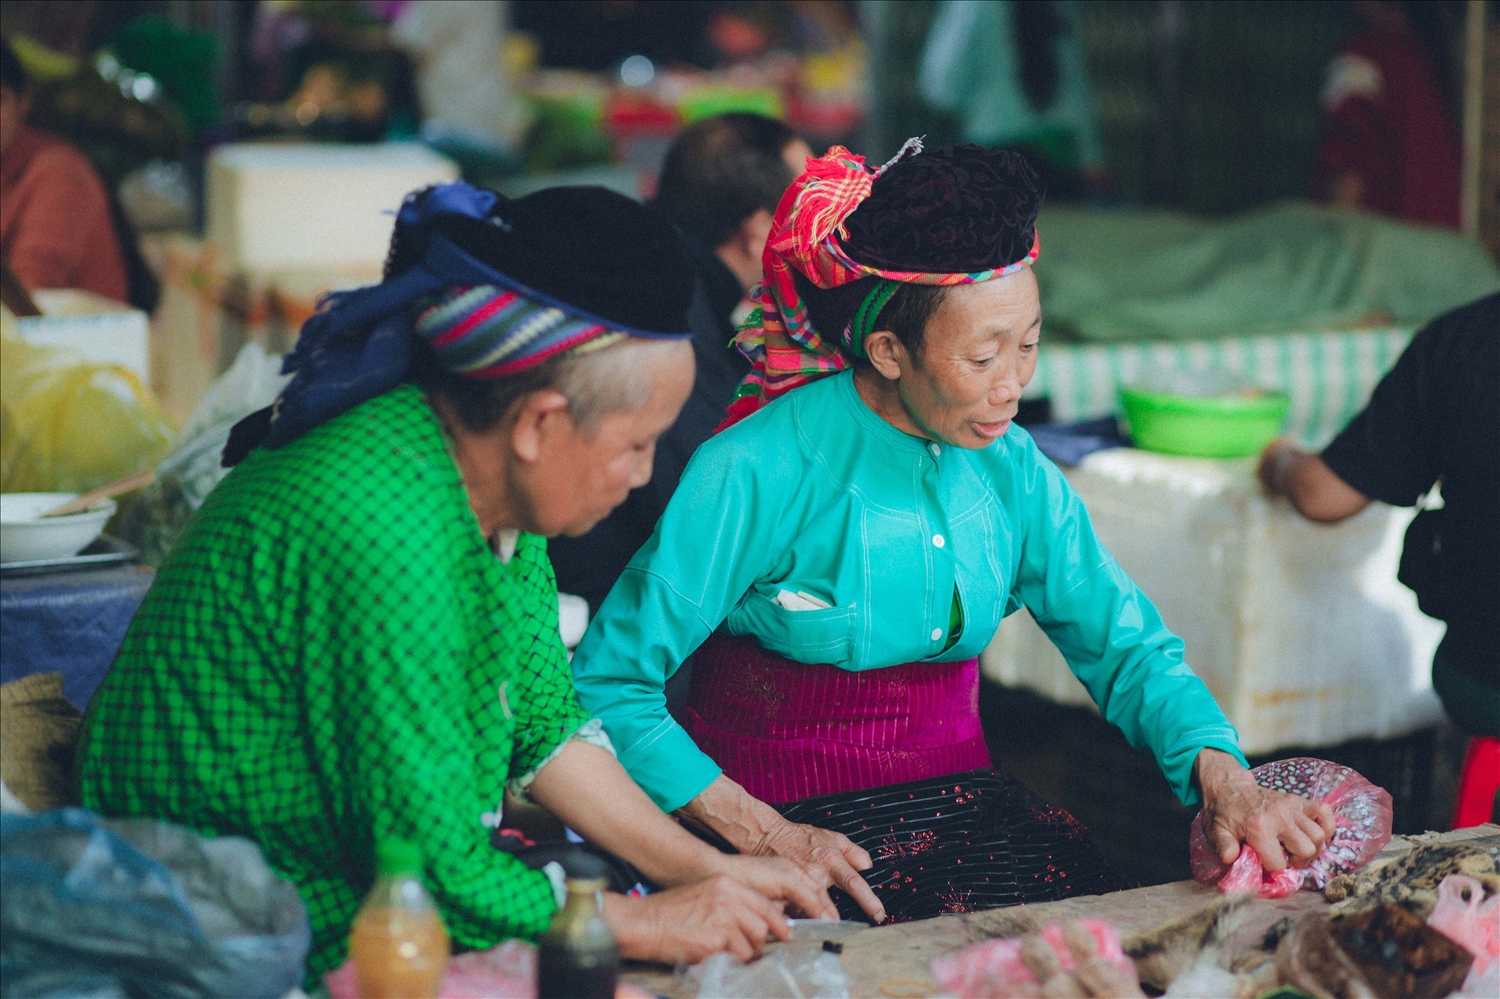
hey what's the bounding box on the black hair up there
[1013,1,1063,113]
[1,38,27,95]
[655,113,800,249]
[794,271,950,367]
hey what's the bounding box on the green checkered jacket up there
[78,383,589,979]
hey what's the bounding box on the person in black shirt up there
[548,114,813,614]
[1257,293,1499,742]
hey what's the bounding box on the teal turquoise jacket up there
[571,371,1245,813]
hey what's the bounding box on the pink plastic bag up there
[1427,872,1500,998]
[931,919,1134,998]
[1188,757,1392,898]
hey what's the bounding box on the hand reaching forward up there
[752,815,887,923]
[678,774,887,923]
[1196,748,1336,871]
[601,875,789,965]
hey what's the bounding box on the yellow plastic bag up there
[1,311,174,494]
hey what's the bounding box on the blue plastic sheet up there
[0,808,309,998]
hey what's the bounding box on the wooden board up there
[622,824,1499,998]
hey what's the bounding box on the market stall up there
[623,824,1500,999]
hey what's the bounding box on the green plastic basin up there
[1119,385,1289,458]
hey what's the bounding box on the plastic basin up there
[0,493,116,563]
[1119,386,1289,458]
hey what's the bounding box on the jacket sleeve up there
[1008,437,1246,804]
[505,534,600,784]
[571,431,793,812]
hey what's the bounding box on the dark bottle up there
[538,853,619,999]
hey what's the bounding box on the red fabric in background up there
[0,125,128,303]
[1312,20,1461,229]
[681,632,992,805]
[1453,736,1500,829]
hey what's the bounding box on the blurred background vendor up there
[1258,293,1499,825]
[0,38,127,304]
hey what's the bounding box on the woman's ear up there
[508,388,571,463]
[863,329,907,382]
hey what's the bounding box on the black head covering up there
[224,183,694,464]
[386,185,695,334]
[841,144,1044,274]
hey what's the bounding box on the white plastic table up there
[981,447,1445,755]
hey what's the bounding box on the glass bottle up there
[538,853,619,999]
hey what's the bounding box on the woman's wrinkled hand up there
[601,875,790,965]
[1196,748,1336,872]
[754,816,887,924]
[714,853,841,921]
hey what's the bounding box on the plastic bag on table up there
[1188,757,1393,898]
[115,342,290,565]
[685,945,851,999]
[0,807,310,998]
[931,919,1136,998]
[0,319,173,494]
[1427,873,1500,998]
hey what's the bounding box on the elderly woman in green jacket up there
[571,143,1336,923]
[78,184,831,981]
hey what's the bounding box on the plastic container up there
[0,493,115,562]
[1119,382,1289,458]
[348,839,450,999]
[1188,757,1392,898]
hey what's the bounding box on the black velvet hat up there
[841,144,1044,274]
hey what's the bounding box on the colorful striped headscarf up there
[224,183,693,463]
[721,140,1042,429]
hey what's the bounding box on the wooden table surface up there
[623,824,1499,999]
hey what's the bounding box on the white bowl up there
[0,493,116,563]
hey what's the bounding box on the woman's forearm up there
[1258,439,1370,523]
[525,740,723,887]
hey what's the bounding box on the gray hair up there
[417,335,684,435]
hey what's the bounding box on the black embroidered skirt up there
[776,766,1130,922]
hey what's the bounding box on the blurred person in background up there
[918,0,1109,199]
[0,37,128,304]
[1312,0,1464,229]
[1258,293,1499,826]
[549,113,813,616]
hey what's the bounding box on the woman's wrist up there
[1258,439,1306,498]
[600,892,653,959]
[1194,747,1249,800]
[677,774,785,856]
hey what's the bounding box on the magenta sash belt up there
[680,633,993,805]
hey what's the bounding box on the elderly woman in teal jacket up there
[572,143,1335,922]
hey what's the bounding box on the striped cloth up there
[1027,326,1416,448]
[415,281,626,380]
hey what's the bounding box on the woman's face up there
[876,269,1042,450]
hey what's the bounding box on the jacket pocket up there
[726,588,857,667]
